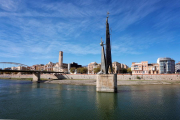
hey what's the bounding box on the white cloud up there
[0,0,21,12]
[0,0,179,62]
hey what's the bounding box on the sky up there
[0,0,180,67]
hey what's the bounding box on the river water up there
[1,79,180,120]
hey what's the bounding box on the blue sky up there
[0,0,180,67]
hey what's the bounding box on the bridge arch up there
[0,62,29,67]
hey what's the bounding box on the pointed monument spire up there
[105,12,113,74]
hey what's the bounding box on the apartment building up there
[175,62,180,73]
[157,57,175,74]
[131,61,149,74]
[148,63,159,74]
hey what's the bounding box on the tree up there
[81,67,88,74]
[77,67,81,73]
[94,67,101,74]
[109,67,115,73]
[127,68,132,73]
[77,67,88,74]
[70,67,76,73]
[120,68,127,73]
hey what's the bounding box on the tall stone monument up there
[105,13,113,74]
[96,13,117,93]
[59,51,63,67]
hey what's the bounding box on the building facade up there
[88,61,128,74]
[67,62,82,74]
[175,62,180,74]
[88,62,101,74]
[112,62,121,73]
[112,62,129,74]
[157,57,175,74]
[148,63,159,74]
[131,61,149,74]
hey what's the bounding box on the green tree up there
[77,67,81,73]
[81,67,88,74]
[120,68,127,73]
[136,76,141,79]
[70,67,76,73]
[109,67,115,73]
[94,67,101,74]
[77,67,88,74]
[127,68,132,73]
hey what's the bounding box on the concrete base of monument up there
[96,74,117,92]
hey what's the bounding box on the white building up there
[157,57,175,74]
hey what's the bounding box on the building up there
[11,66,30,70]
[31,64,45,71]
[68,62,82,73]
[67,62,82,74]
[157,57,175,74]
[88,61,128,74]
[112,62,128,73]
[123,64,129,69]
[88,62,101,74]
[131,61,149,74]
[175,62,180,74]
[3,67,11,70]
[52,51,68,72]
[148,63,159,74]
[44,62,54,71]
[112,62,121,73]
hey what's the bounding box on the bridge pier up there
[96,74,117,92]
[33,72,40,82]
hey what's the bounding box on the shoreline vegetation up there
[1,77,180,86]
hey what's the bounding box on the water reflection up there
[96,93,117,119]
[1,79,180,120]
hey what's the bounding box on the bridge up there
[0,70,64,82]
[0,62,64,82]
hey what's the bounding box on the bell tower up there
[59,51,63,67]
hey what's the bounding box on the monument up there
[96,12,117,93]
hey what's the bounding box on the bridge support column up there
[96,74,117,92]
[33,72,40,82]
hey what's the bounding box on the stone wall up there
[56,74,96,80]
[54,74,180,80]
[117,74,180,80]
[0,74,180,80]
[0,74,33,78]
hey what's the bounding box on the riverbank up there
[0,77,53,81]
[42,79,180,86]
[1,77,180,85]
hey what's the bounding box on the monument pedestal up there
[96,74,117,92]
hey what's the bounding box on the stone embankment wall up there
[0,74,180,80]
[0,74,33,79]
[0,74,58,79]
[57,74,180,80]
[117,74,180,80]
[56,74,96,80]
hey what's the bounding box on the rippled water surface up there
[1,79,180,120]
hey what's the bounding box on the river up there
[1,79,180,120]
